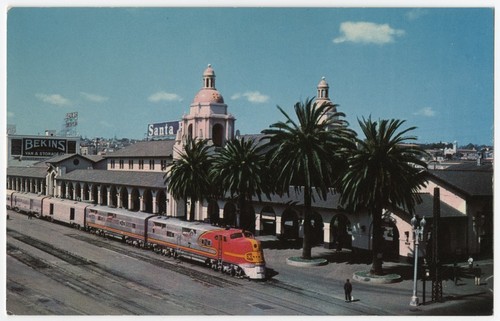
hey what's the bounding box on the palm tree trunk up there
[189,198,196,221]
[370,206,384,275]
[183,197,188,220]
[302,188,312,260]
[237,196,245,228]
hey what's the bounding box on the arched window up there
[212,124,224,147]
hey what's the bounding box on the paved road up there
[5,210,493,316]
[259,236,494,316]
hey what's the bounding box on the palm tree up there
[210,137,266,230]
[261,98,355,260]
[339,117,428,275]
[164,138,212,221]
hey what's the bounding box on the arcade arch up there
[74,183,82,200]
[310,211,324,245]
[156,190,167,214]
[241,204,256,232]
[143,189,153,213]
[369,217,400,260]
[130,188,140,211]
[109,186,118,207]
[119,186,128,209]
[223,202,237,227]
[207,200,220,225]
[260,206,276,236]
[281,208,299,240]
[330,214,352,251]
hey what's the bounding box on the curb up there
[352,270,402,284]
[286,256,328,267]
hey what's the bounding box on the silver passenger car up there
[85,205,155,244]
[42,197,89,228]
[8,191,46,216]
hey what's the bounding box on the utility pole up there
[432,187,443,302]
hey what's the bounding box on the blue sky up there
[5,6,494,145]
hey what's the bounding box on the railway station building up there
[6,65,493,262]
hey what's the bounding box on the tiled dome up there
[193,88,224,104]
[192,64,224,104]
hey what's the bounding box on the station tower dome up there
[315,77,339,127]
[175,65,236,159]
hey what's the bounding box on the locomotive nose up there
[246,239,265,264]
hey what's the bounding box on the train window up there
[230,233,243,239]
[167,231,174,237]
[154,222,166,229]
[201,239,212,246]
[70,208,75,220]
[49,203,54,215]
[244,232,253,238]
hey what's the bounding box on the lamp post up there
[410,214,426,307]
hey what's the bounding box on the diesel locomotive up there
[6,190,266,280]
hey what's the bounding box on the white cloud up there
[405,9,428,21]
[231,91,269,103]
[413,107,436,117]
[333,21,405,45]
[148,91,183,103]
[80,92,109,103]
[35,93,71,106]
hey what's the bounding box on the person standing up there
[453,262,459,285]
[468,256,474,271]
[344,279,353,302]
[475,264,482,285]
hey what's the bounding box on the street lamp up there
[410,214,426,307]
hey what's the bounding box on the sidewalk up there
[257,235,494,315]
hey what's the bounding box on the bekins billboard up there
[10,137,77,157]
[147,121,179,137]
[22,138,72,156]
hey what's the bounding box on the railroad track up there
[7,228,231,314]
[7,212,395,315]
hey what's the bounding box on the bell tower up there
[315,77,338,127]
[174,65,236,159]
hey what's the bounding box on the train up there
[6,190,266,280]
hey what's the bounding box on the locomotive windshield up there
[230,231,254,239]
[230,232,243,239]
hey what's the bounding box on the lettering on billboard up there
[148,121,179,137]
[22,138,67,156]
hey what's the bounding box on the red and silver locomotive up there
[6,190,266,280]
[147,216,265,279]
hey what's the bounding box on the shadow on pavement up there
[261,239,302,250]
